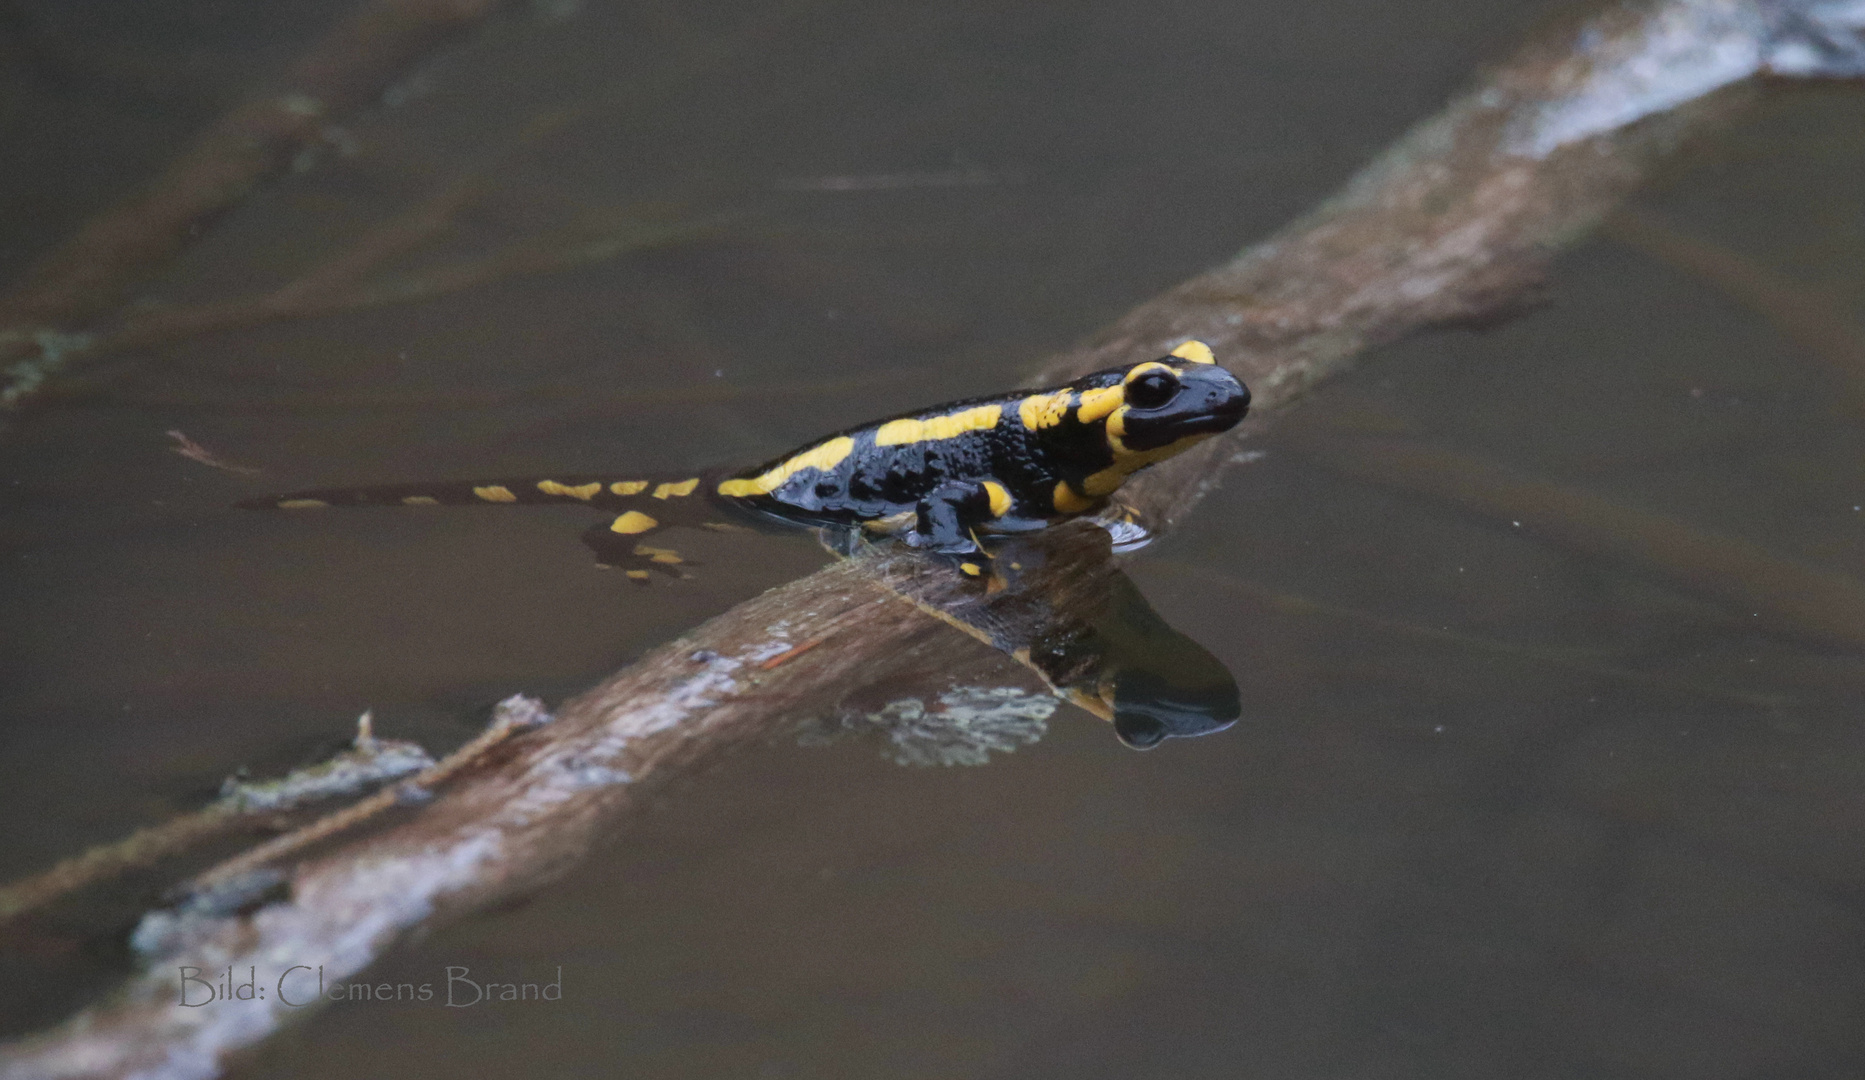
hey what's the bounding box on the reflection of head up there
[1110,667,1242,750]
[1017,559,1241,751]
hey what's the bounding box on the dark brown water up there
[5,0,1865,1076]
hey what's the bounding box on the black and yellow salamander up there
[243,340,1249,580]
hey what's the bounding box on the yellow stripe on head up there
[1075,386,1123,424]
[610,510,658,534]
[1081,358,1226,497]
[873,404,1002,447]
[474,485,517,503]
[1082,433,1217,496]
[1123,361,1175,384]
[717,435,855,498]
[537,480,601,500]
[1169,340,1215,364]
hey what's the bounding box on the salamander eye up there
[1125,368,1180,410]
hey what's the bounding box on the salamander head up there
[1104,355,1250,452]
[1064,343,1251,498]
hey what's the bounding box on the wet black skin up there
[724,356,1252,554]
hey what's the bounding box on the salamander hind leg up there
[580,516,694,585]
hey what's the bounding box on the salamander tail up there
[237,475,711,512]
[240,473,728,582]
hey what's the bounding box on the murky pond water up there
[4,0,1865,1076]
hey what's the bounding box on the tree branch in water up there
[0,0,515,409]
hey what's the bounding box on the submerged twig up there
[184,696,550,900]
[166,431,262,476]
[0,714,431,927]
[774,166,1018,192]
[25,210,723,411]
[92,335,1007,414]
[1288,432,1865,652]
[1,0,823,416]
[6,2,1864,1076]
[0,0,516,407]
[1154,562,1794,712]
[1606,206,1865,409]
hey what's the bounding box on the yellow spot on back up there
[959,562,982,576]
[873,404,1002,447]
[278,499,328,510]
[610,480,648,496]
[537,479,601,500]
[982,481,1012,518]
[625,569,652,581]
[1170,340,1215,364]
[634,544,683,564]
[717,435,855,498]
[401,496,440,506]
[1052,482,1095,514]
[610,510,658,534]
[1018,391,1070,431]
[653,478,700,499]
[1075,386,1123,424]
[474,485,517,503]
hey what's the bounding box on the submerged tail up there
[239,472,734,582]
[237,474,714,512]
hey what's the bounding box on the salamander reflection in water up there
[862,520,1242,751]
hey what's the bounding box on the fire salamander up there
[244,341,1250,581]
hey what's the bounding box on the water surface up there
[3,1,1864,1076]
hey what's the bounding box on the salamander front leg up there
[909,480,995,556]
